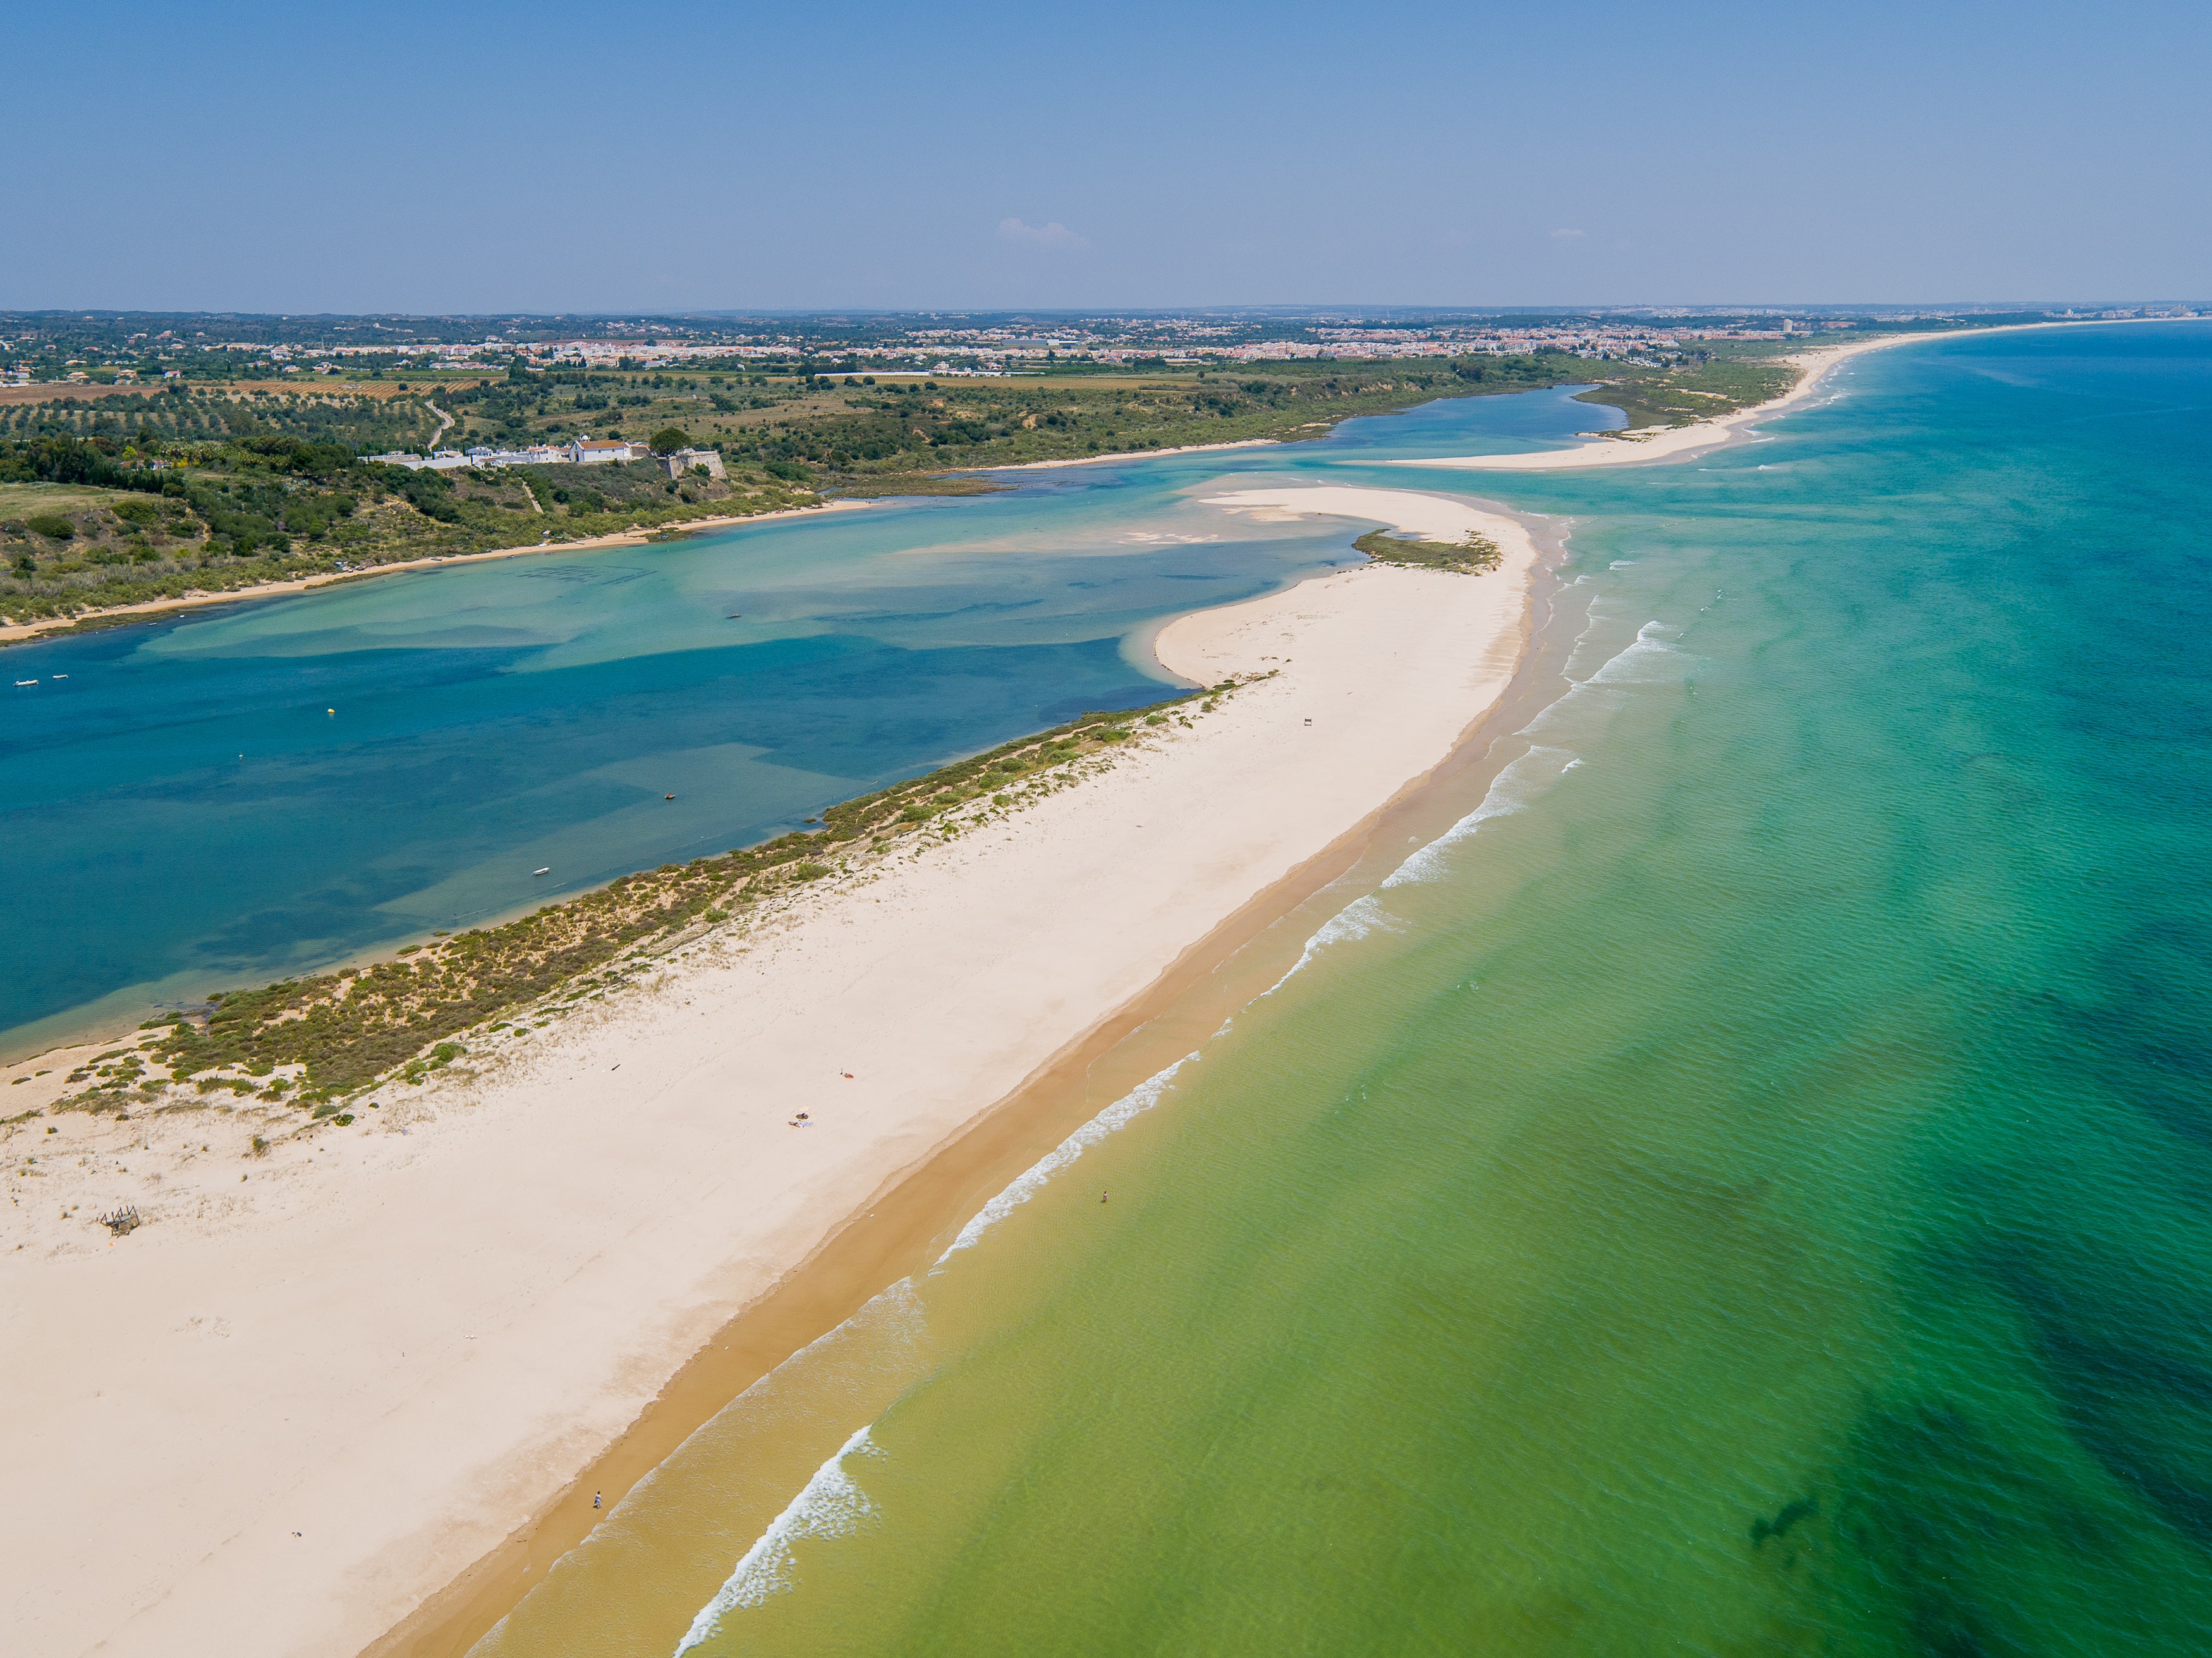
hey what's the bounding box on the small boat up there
[14,679,36,687]
[727,613,743,619]
[51,673,67,680]
[665,793,676,800]
[532,867,551,877]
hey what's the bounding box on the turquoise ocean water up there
[456,323,2212,1655]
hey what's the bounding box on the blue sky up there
[9,0,2207,312]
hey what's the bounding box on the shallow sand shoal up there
[0,485,1539,1658]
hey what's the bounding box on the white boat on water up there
[15,679,36,687]
[532,867,551,876]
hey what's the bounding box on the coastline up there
[1391,315,2211,474]
[1388,331,1916,472]
[0,499,879,648]
[3,485,1548,1658]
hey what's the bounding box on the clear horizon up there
[9,0,2208,313]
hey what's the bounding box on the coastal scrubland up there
[0,418,817,625]
[1569,339,1800,430]
[1352,526,1504,573]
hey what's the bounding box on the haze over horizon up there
[11,0,2209,314]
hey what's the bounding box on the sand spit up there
[1389,331,1923,472]
[1,485,1537,1658]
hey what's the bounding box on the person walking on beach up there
[1101,1188,1109,1205]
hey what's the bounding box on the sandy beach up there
[1389,331,1922,473]
[1,484,1541,1658]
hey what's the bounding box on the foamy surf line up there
[1258,623,1682,987]
[933,1052,1201,1265]
[669,1055,1209,1648]
[1382,744,1580,889]
[1261,893,1405,996]
[674,1423,884,1653]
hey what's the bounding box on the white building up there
[566,438,645,465]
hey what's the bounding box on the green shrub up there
[791,862,831,881]
[25,514,73,540]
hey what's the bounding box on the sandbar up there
[0,485,1540,1658]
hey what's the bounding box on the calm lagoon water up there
[0,385,1607,1056]
[467,324,2212,1655]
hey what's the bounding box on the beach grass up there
[1352,528,1504,574]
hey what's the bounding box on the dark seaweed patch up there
[1750,1496,1820,1546]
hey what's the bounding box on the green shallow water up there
[479,324,2212,1655]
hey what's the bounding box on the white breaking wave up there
[1260,893,1405,996]
[933,1052,1200,1265]
[1522,618,1686,748]
[1381,744,1581,888]
[1584,618,1685,686]
[1381,617,1683,891]
[674,1423,885,1653]
[1559,591,1637,680]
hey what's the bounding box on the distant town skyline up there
[9,0,2207,313]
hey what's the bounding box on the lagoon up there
[0,387,1609,1057]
